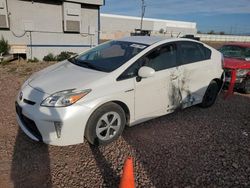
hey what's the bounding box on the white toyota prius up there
[16,36,224,146]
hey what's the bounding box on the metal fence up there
[196,34,250,42]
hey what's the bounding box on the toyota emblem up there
[19,92,23,101]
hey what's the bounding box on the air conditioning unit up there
[0,0,9,29]
[63,2,81,33]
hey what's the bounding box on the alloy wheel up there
[96,111,121,141]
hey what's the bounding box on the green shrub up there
[43,53,56,61]
[159,28,164,34]
[27,57,39,63]
[56,51,76,61]
[43,51,76,62]
[0,36,10,55]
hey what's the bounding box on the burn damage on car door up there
[168,70,196,112]
[168,78,182,111]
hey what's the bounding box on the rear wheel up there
[85,102,126,146]
[199,80,219,108]
[242,78,250,94]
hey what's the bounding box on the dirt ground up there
[0,61,250,188]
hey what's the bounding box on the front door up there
[134,43,180,119]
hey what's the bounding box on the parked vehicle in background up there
[16,36,223,146]
[219,43,250,94]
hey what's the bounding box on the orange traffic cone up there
[119,157,135,188]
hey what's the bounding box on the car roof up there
[224,42,250,48]
[118,36,167,45]
[117,36,203,46]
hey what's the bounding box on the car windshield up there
[219,45,250,60]
[68,41,148,72]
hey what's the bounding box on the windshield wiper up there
[75,60,103,71]
[81,61,98,69]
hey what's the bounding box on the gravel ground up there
[0,62,250,188]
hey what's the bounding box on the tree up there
[159,28,164,34]
[219,31,225,35]
[207,30,215,34]
[0,36,10,55]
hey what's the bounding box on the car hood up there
[28,61,108,94]
[224,58,250,69]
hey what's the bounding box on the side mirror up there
[138,66,155,78]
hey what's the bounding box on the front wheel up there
[199,80,219,108]
[85,102,126,146]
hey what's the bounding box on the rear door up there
[176,41,213,108]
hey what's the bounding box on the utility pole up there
[140,0,146,31]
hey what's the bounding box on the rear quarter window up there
[203,45,212,60]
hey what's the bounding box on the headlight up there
[41,89,91,107]
[236,69,250,77]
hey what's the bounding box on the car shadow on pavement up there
[10,129,52,187]
[11,87,57,188]
[122,93,250,187]
[89,144,120,187]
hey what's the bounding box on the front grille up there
[15,102,42,141]
[224,69,232,77]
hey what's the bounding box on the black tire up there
[85,102,126,146]
[199,80,219,108]
[242,78,250,94]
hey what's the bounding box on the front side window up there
[69,41,148,72]
[117,43,177,80]
[117,58,145,80]
[219,45,250,60]
[178,41,206,65]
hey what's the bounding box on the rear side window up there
[178,41,211,65]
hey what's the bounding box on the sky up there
[101,0,250,34]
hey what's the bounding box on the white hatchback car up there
[16,36,224,146]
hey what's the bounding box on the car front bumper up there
[223,76,246,91]
[15,85,93,146]
[223,69,248,90]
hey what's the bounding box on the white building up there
[0,1,198,60]
[100,13,197,40]
[0,0,104,60]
